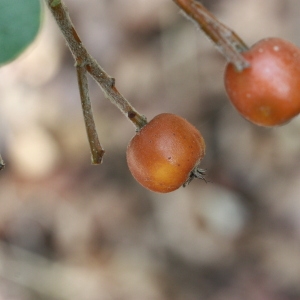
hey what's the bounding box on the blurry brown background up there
[1,0,300,299]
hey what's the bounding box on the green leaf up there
[0,0,42,66]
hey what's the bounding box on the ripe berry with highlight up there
[224,38,300,126]
[126,113,206,193]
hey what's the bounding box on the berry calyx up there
[224,38,300,126]
[126,113,206,193]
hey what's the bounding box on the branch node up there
[110,77,115,88]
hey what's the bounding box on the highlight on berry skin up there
[126,113,206,193]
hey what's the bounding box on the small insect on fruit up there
[224,38,300,126]
[126,113,206,193]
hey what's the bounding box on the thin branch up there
[44,0,148,165]
[44,0,147,129]
[173,0,250,71]
[76,66,105,164]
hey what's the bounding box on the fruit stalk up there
[173,0,250,71]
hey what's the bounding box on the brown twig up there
[173,0,250,71]
[44,0,147,163]
[76,66,105,164]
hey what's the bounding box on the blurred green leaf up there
[0,0,42,66]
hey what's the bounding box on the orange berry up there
[224,38,300,126]
[126,113,206,193]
